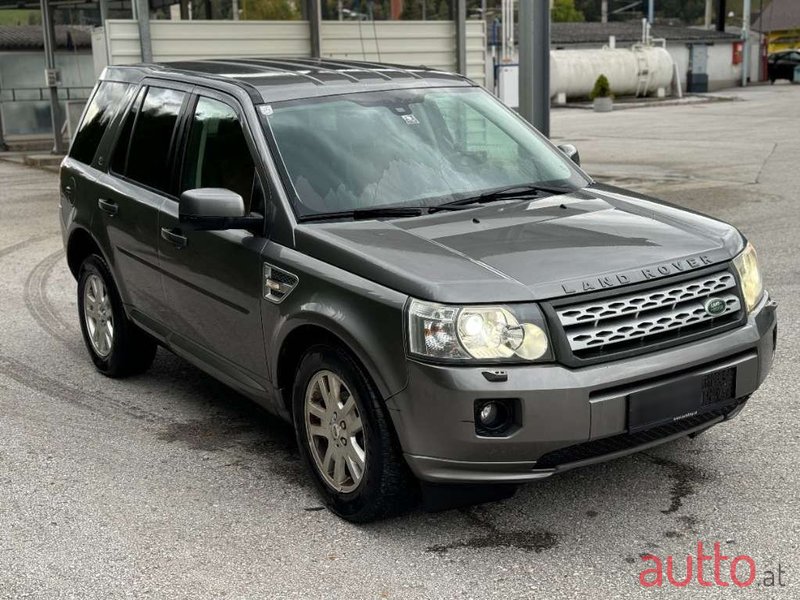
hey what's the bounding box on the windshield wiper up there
[298,206,425,222]
[429,183,573,212]
[297,184,574,222]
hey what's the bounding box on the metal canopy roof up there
[0,24,91,49]
[0,0,173,11]
[550,22,740,45]
[753,0,800,33]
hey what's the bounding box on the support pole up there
[40,0,66,154]
[741,0,751,86]
[647,0,654,23]
[601,0,608,24]
[135,0,153,62]
[307,0,321,58]
[704,0,712,28]
[519,0,549,136]
[716,0,726,32]
[456,0,467,75]
[99,0,109,26]
[0,106,8,151]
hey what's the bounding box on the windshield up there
[262,87,589,218]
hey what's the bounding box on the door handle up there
[161,227,187,249]
[98,198,118,216]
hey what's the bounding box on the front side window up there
[69,81,130,165]
[123,86,185,193]
[181,97,261,212]
[263,87,588,218]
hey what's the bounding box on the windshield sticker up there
[401,114,420,125]
[259,105,274,116]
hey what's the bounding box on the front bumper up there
[388,295,777,484]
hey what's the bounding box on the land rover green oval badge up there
[704,298,727,316]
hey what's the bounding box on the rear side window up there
[119,86,185,193]
[69,81,130,165]
[110,86,145,175]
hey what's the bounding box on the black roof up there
[551,22,740,46]
[0,25,92,51]
[105,58,473,103]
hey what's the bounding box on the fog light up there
[479,402,499,426]
[474,399,517,436]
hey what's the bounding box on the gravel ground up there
[0,83,798,599]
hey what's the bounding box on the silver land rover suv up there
[60,59,777,521]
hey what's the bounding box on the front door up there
[157,91,270,391]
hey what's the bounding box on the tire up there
[292,344,418,522]
[77,254,157,378]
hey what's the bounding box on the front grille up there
[533,405,737,469]
[555,270,743,359]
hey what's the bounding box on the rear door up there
[97,82,190,332]
[61,79,133,251]
[157,88,270,391]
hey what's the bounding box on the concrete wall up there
[100,19,486,87]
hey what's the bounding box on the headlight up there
[733,241,764,313]
[407,299,552,363]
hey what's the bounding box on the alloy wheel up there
[83,273,114,357]
[304,370,366,493]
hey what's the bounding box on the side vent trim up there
[264,262,298,304]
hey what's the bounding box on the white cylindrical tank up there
[550,46,674,99]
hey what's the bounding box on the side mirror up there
[179,188,262,232]
[557,144,581,167]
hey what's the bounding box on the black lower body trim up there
[534,399,745,469]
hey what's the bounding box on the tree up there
[552,0,585,22]
[243,0,300,20]
[590,73,612,98]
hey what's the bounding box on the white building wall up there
[320,21,485,86]
[104,20,312,65]
[661,42,740,92]
[665,43,689,86]
[101,20,486,86]
[706,43,742,90]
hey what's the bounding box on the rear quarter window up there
[69,81,130,165]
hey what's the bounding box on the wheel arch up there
[274,316,405,418]
[66,227,107,279]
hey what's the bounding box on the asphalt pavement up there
[1,83,798,598]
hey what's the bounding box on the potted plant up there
[590,74,613,112]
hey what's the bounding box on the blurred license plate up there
[628,367,736,433]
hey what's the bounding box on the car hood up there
[294,184,744,303]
